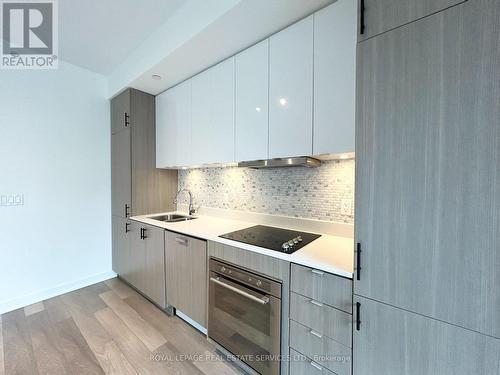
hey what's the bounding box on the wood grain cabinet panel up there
[289,348,336,375]
[290,320,351,375]
[111,89,130,134]
[353,296,500,375]
[111,129,131,218]
[165,231,207,327]
[130,89,177,216]
[291,264,352,314]
[355,0,500,337]
[142,224,166,308]
[290,292,352,348]
[358,0,466,41]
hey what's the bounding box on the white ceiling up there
[58,0,187,75]
[128,0,334,95]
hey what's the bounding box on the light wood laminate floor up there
[0,278,243,375]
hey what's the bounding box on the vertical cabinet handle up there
[356,302,361,331]
[356,242,362,280]
[360,0,365,35]
[125,222,130,233]
[125,204,130,218]
[141,228,147,240]
[124,112,130,127]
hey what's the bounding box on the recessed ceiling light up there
[255,107,262,112]
[279,98,287,106]
[152,74,162,80]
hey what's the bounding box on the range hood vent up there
[238,157,321,169]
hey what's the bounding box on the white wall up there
[0,61,113,313]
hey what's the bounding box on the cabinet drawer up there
[290,320,351,375]
[289,348,336,375]
[291,264,352,314]
[290,292,352,348]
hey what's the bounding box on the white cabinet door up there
[313,0,356,156]
[191,70,212,166]
[210,58,235,164]
[269,16,313,159]
[235,39,269,161]
[155,80,191,168]
[191,58,235,165]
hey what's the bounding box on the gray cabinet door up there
[130,89,177,216]
[111,89,130,134]
[358,0,465,41]
[353,296,500,375]
[165,231,207,327]
[126,221,145,292]
[111,128,131,218]
[112,215,129,275]
[355,0,500,337]
[143,224,165,308]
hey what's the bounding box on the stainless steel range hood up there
[238,156,321,169]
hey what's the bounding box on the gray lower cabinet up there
[289,348,336,375]
[165,231,207,327]
[290,320,351,375]
[355,0,500,338]
[126,222,166,308]
[289,264,353,375]
[111,216,130,278]
[357,0,465,41]
[124,221,144,291]
[353,296,500,375]
[291,264,352,314]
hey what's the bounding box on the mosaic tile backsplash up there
[177,159,355,223]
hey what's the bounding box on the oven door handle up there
[210,277,270,305]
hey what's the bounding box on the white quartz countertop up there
[130,211,354,279]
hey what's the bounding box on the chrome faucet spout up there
[174,189,196,215]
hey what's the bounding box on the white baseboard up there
[0,270,117,315]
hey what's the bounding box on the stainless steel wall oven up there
[208,258,282,375]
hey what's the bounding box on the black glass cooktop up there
[219,225,321,254]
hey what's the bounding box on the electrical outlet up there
[341,199,352,215]
[0,194,24,206]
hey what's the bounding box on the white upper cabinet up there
[191,58,235,165]
[269,16,314,159]
[313,0,356,156]
[156,80,192,168]
[235,40,269,161]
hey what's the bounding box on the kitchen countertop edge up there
[130,213,354,279]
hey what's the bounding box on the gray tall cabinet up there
[354,0,500,374]
[111,88,177,305]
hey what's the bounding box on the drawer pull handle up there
[310,361,323,371]
[310,299,323,307]
[310,330,323,339]
[311,269,324,276]
[175,237,188,245]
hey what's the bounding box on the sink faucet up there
[173,189,196,215]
